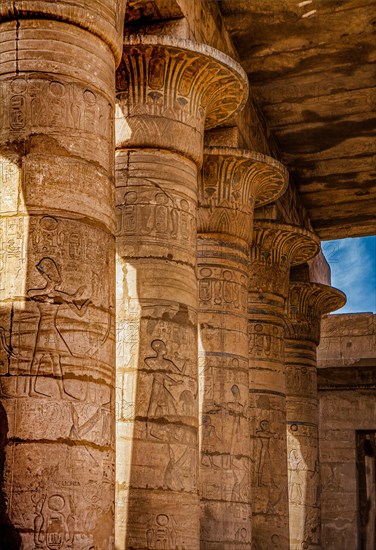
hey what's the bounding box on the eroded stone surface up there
[248,222,320,549]
[285,282,345,549]
[317,313,376,550]
[198,148,287,548]
[115,36,248,549]
[0,3,124,548]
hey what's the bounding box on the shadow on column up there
[0,402,21,549]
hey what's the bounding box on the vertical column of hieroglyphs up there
[197,148,287,548]
[284,279,345,549]
[248,222,320,549]
[115,36,248,549]
[0,1,125,547]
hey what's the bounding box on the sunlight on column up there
[288,435,308,546]
[0,156,27,304]
[115,258,140,549]
[115,102,132,145]
[198,327,205,456]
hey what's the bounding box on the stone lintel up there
[0,0,126,64]
[116,35,249,165]
[198,146,288,241]
[285,282,346,344]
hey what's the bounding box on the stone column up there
[198,148,287,549]
[0,2,125,548]
[285,280,345,549]
[115,36,248,549]
[248,222,320,549]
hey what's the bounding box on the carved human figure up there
[288,449,304,504]
[27,257,91,399]
[309,459,320,507]
[0,318,23,397]
[256,419,277,487]
[201,414,222,469]
[144,417,193,493]
[163,426,196,492]
[145,339,184,418]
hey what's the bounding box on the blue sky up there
[322,236,376,314]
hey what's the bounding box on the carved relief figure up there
[201,414,222,468]
[256,419,277,487]
[32,493,74,549]
[163,426,196,492]
[226,384,244,459]
[27,257,91,398]
[148,420,196,493]
[309,459,320,507]
[288,449,304,504]
[145,339,184,418]
[146,513,177,549]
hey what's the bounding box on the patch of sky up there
[322,236,376,314]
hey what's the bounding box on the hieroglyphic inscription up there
[116,187,196,249]
[0,77,111,137]
[248,322,284,359]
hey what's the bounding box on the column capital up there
[249,221,320,297]
[116,36,249,165]
[285,281,346,344]
[0,1,126,64]
[198,147,288,241]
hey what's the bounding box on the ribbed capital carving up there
[285,281,346,344]
[198,147,288,240]
[0,0,126,64]
[116,36,249,165]
[249,222,320,297]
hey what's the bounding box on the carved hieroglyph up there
[248,222,320,549]
[115,36,248,549]
[0,2,125,548]
[285,281,345,549]
[198,148,287,548]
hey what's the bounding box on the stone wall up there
[318,313,376,550]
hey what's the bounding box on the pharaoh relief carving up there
[0,217,113,401]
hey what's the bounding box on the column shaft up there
[248,223,319,549]
[249,292,288,547]
[0,4,124,548]
[198,236,251,548]
[116,149,200,548]
[285,280,346,549]
[198,148,287,549]
[115,37,248,549]
[286,338,320,549]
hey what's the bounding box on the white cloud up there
[323,237,376,313]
